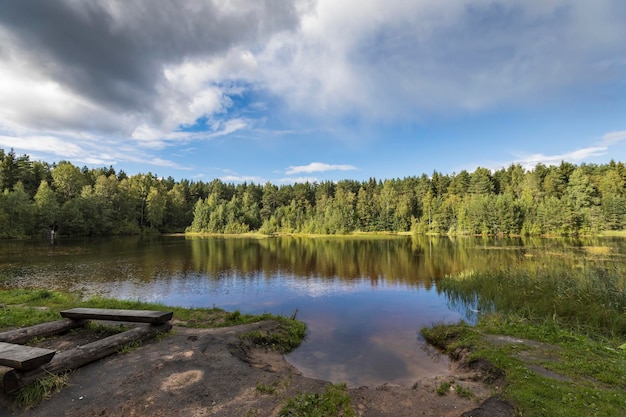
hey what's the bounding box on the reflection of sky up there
[0,237,463,387]
[121,272,463,386]
[4,235,626,386]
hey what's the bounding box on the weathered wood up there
[0,319,88,344]
[60,308,173,324]
[3,322,171,392]
[0,342,56,371]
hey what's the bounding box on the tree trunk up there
[0,319,87,345]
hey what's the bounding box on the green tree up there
[469,167,494,195]
[146,185,168,229]
[33,180,60,235]
[165,183,191,231]
[52,161,87,202]
[0,182,34,237]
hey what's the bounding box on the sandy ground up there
[0,321,513,417]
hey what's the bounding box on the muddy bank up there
[1,321,507,417]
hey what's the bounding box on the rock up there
[459,396,514,417]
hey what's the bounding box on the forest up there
[1,147,625,238]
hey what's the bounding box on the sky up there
[0,0,625,184]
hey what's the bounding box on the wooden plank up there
[3,323,172,392]
[60,308,173,324]
[0,342,56,371]
[0,319,88,345]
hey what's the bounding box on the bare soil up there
[1,321,511,417]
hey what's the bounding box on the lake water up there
[1,234,623,387]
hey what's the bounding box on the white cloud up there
[1,1,625,178]
[220,175,266,183]
[286,162,358,175]
[0,135,84,158]
[600,130,626,146]
[505,147,606,171]
[206,118,251,138]
[150,158,189,170]
[277,176,319,184]
[254,0,626,120]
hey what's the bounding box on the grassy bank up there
[422,316,626,417]
[440,262,626,338]
[0,289,306,352]
[426,259,626,416]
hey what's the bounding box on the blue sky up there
[0,0,625,183]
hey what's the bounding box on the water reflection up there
[3,235,624,387]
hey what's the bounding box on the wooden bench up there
[0,342,56,371]
[2,308,174,392]
[60,308,173,324]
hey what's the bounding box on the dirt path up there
[1,321,506,417]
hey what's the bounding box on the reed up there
[440,261,626,337]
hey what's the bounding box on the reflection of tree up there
[185,236,540,289]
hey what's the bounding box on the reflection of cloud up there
[285,278,358,298]
[369,329,452,384]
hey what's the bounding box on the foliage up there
[2,146,626,238]
[278,383,356,417]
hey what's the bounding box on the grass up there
[0,289,307,348]
[440,262,626,338]
[117,339,142,354]
[277,383,356,417]
[436,381,451,395]
[422,316,626,417]
[435,381,474,398]
[240,315,307,353]
[9,373,69,410]
[455,384,474,399]
[426,255,626,416]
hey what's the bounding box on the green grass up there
[430,259,626,416]
[440,262,626,338]
[9,373,69,410]
[277,383,356,417]
[455,384,474,399]
[240,315,307,353]
[436,381,451,395]
[422,317,626,417]
[0,290,306,344]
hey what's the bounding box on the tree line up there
[1,147,625,238]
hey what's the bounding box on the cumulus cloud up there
[256,0,626,120]
[286,162,358,175]
[0,0,624,174]
[0,0,305,156]
[0,135,84,158]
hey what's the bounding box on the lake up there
[1,234,623,387]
